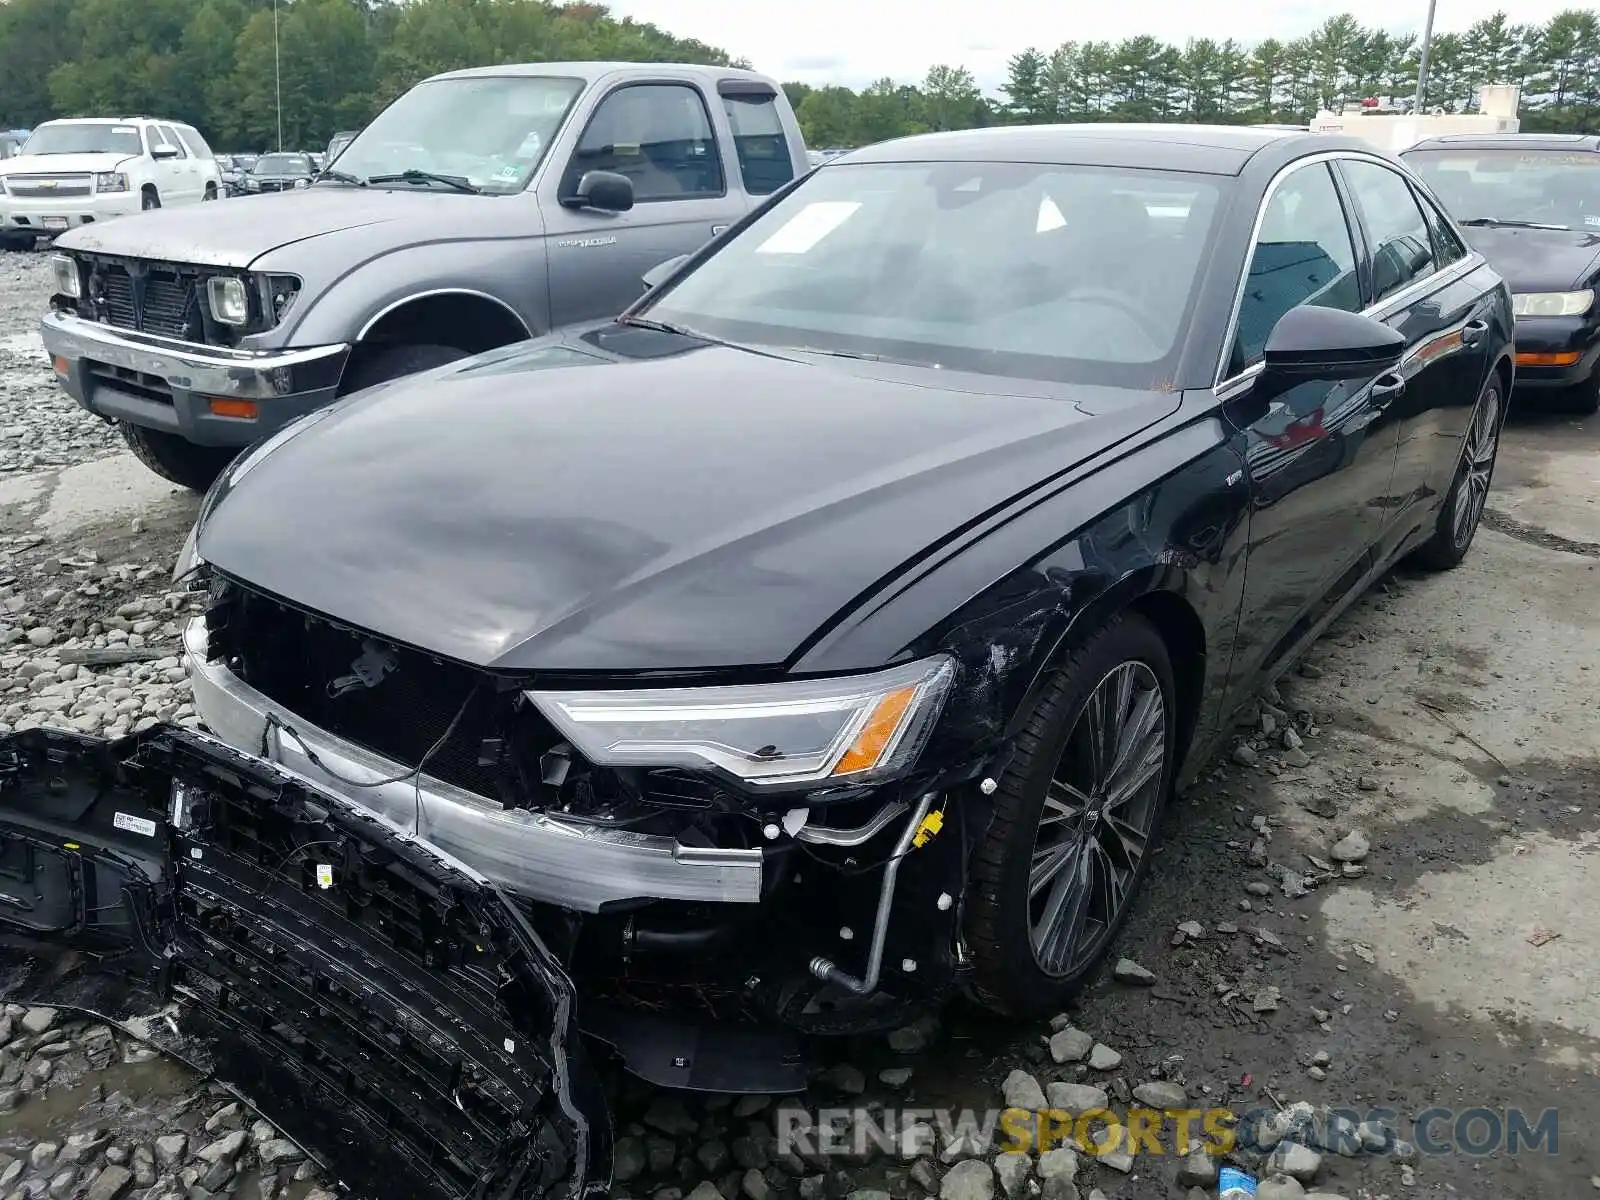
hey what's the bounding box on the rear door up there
[1223,158,1405,684]
[153,123,199,202]
[1334,157,1496,560]
[542,80,747,327]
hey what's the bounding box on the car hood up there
[1459,224,1600,292]
[55,185,481,268]
[196,329,1178,672]
[0,151,139,175]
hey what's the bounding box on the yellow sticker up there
[316,864,334,890]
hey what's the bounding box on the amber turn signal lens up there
[51,356,68,376]
[833,685,918,776]
[207,397,259,419]
[1515,351,1581,367]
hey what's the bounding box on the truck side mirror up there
[566,170,634,212]
[151,144,180,160]
[642,254,691,290]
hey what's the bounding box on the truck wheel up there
[0,232,34,252]
[340,343,468,395]
[120,424,236,491]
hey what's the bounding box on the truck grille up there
[6,173,93,198]
[85,258,202,340]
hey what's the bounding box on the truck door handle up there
[1462,319,1489,347]
[711,224,729,236]
[1371,372,1405,408]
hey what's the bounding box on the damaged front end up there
[0,725,609,1200]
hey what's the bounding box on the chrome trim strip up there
[182,618,764,911]
[40,310,349,400]
[1213,149,1485,395]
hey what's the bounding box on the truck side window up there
[721,93,794,195]
[563,83,724,202]
[156,125,188,158]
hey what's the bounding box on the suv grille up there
[6,172,93,198]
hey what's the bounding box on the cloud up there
[604,0,1576,91]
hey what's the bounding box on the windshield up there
[253,154,310,176]
[641,160,1223,385]
[330,75,584,194]
[1403,148,1600,231]
[22,123,143,157]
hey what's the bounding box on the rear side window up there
[178,126,215,160]
[563,83,724,202]
[1340,159,1436,303]
[721,92,794,196]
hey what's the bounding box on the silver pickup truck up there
[40,61,808,488]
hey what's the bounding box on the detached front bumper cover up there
[0,724,610,1200]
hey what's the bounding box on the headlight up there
[528,655,955,788]
[206,275,249,325]
[1513,290,1594,318]
[94,171,129,193]
[294,178,311,189]
[172,521,203,583]
[51,254,81,300]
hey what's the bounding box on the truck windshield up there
[22,123,144,156]
[253,154,311,176]
[640,160,1223,387]
[1403,147,1600,232]
[329,75,585,195]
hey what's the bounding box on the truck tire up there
[340,343,468,396]
[120,424,236,491]
[1,232,35,252]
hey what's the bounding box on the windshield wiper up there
[783,345,938,368]
[366,169,481,195]
[1458,216,1570,231]
[315,168,366,186]
[621,316,712,339]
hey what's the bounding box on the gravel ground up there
[2,249,1598,1200]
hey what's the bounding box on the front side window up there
[722,91,794,196]
[22,123,144,157]
[1231,162,1362,375]
[642,160,1224,386]
[1402,146,1600,233]
[1340,159,1437,303]
[155,125,188,159]
[563,83,724,202]
[332,75,585,195]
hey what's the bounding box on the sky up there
[603,0,1576,92]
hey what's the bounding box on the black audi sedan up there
[159,125,1511,1044]
[1403,133,1600,413]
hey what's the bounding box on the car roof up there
[1404,132,1600,153]
[426,61,782,87]
[838,124,1385,176]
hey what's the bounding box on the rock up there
[1232,743,1259,767]
[887,1017,937,1053]
[256,1141,303,1168]
[1111,958,1155,986]
[1047,1026,1094,1064]
[1355,1121,1391,1153]
[47,1167,77,1198]
[153,1136,187,1168]
[1329,831,1369,862]
[733,1094,772,1118]
[798,1179,828,1200]
[1131,1080,1186,1108]
[741,1168,769,1200]
[1175,920,1204,940]
[25,627,56,647]
[817,1063,867,1095]
[194,1131,247,1165]
[31,1144,59,1171]
[698,1140,731,1175]
[993,1152,1032,1199]
[20,1007,57,1034]
[686,1184,725,1200]
[1244,881,1271,897]
[613,1138,646,1183]
[1036,1148,1077,1184]
[878,1067,913,1089]
[1268,1141,1322,1182]
[60,1132,108,1164]
[643,1096,699,1136]
[1256,1176,1306,1200]
[909,1162,939,1193]
[1176,1150,1217,1188]
[1001,1069,1048,1111]
[1043,1083,1107,1114]
[1391,1139,1417,1163]
[1252,986,1281,1012]
[1097,1149,1133,1173]
[847,1192,891,1200]
[939,1159,994,1200]
[1086,1044,1121,1071]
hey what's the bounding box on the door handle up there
[1462,319,1489,347]
[1371,372,1405,408]
[711,224,729,236]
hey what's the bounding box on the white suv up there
[0,117,223,248]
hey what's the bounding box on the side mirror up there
[1261,305,1406,383]
[566,169,634,212]
[642,254,691,290]
[151,144,179,160]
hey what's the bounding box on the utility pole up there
[273,0,284,151]
[1413,0,1439,112]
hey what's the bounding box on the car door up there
[1334,157,1496,561]
[153,124,198,202]
[1222,158,1405,685]
[542,80,748,328]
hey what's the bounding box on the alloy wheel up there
[1452,384,1500,548]
[1028,660,1167,976]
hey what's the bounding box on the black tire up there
[966,613,1179,1015]
[141,188,161,211]
[340,342,468,395]
[0,232,34,252]
[120,423,236,491]
[1411,372,1505,571]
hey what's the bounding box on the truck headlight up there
[528,655,955,788]
[294,178,311,189]
[172,521,203,583]
[94,172,130,193]
[206,276,249,325]
[51,254,81,300]
[1512,290,1594,318]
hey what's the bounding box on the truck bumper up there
[1,191,142,234]
[40,309,350,447]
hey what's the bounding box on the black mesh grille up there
[86,259,200,339]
